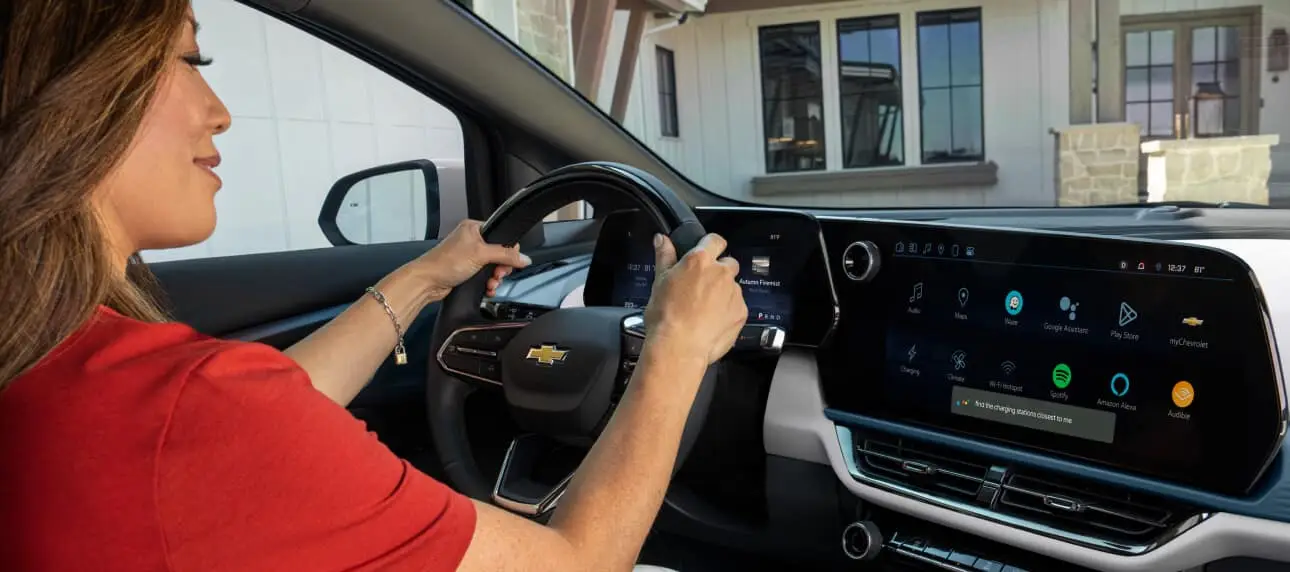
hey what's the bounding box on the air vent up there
[848,429,1202,553]
[858,435,991,503]
[998,470,1192,546]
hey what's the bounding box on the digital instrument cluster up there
[582,208,836,347]
[818,219,1286,495]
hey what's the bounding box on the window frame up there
[835,13,905,169]
[656,46,680,138]
[756,20,828,174]
[748,2,988,176]
[1121,7,1262,140]
[914,7,985,165]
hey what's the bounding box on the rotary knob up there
[841,241,881,282]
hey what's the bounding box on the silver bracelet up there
[365,286,408,365]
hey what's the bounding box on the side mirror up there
[318,159,441,246]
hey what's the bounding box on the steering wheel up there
[426,161,719,515]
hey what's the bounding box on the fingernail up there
[653,233,663,247]
[519,253,532,265]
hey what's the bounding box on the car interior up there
[150,0,1290,570]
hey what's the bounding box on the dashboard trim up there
[834,424,1207,555]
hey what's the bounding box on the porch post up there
[1095,0,1123,122]
[610,9,648,121]
[1069,0,1094,124]
[572,0,618,99]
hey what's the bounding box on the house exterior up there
[163,0,1288,263]
[590,0,1290,208]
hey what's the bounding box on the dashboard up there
[576,206,1290,570]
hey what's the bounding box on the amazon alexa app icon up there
[1005,290,1024,316]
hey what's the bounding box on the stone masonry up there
[1140,135,1281,205]
[1054,123,1140,206]
[515,0,574,82]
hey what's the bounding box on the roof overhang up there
[644,0,707,13]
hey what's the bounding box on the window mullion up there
[901,10,922,166]
[821,17,844,171]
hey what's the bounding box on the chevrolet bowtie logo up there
[525,344,570,366]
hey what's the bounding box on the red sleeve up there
[155,342,476,572]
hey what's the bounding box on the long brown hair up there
[0,0,189,386]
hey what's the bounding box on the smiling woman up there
[0,0,194,384]
[0,2,749,571]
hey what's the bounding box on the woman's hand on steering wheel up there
[643,232,749,374]
[412,219,532,301]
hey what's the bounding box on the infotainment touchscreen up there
[820,220,1285,495]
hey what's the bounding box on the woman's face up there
[96,11,231,256]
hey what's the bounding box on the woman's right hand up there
[643,232,748,368]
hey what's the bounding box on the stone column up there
[516,0,575,82]
[1054,123,1140,206]
[1140,135,1281,205]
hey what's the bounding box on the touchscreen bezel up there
[583,208,838,346]
[818,218,1287,495]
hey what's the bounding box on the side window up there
[144,0,467,262]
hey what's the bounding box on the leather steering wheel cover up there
[427,161,710,499]
[481,162,706,253]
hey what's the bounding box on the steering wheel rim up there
[426,161,715,503]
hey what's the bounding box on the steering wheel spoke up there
[492,434,581,517]
[437,321,527,386]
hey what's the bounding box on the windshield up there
[464,1,1286,209]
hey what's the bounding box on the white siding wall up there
[145,0,465,262]
[1121,0,1290,179]
[608,0,1072,207]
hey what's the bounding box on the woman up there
[0,2,748,571]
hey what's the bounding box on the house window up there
[837,15,903,168]
[759,22,826,173]
[656,47,679,137]
[1124,29,1177,137]
[916,8,984,164]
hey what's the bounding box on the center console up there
[818,219,1285,496]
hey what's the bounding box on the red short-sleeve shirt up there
[0,307,476,571]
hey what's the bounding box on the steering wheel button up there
[624,335,644,357]
[455,331,484,346]
[442,354,482,377]
[479,360,502,383]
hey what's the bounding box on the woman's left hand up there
[413,219,532,301]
